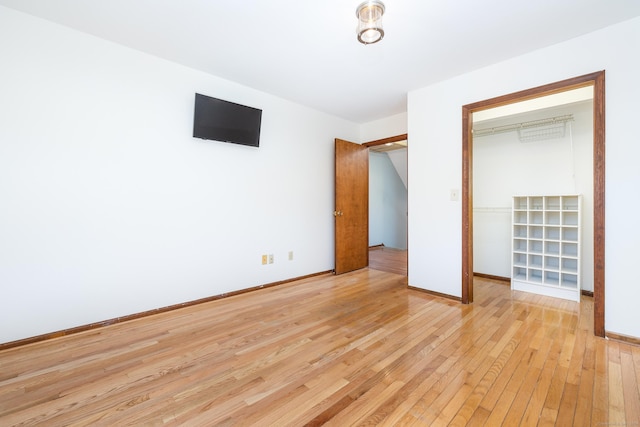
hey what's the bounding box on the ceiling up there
[1,1,639,123]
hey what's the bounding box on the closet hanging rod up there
[473,114,574,138]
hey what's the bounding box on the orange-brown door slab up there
[335,138,369,274]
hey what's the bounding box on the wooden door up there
[334,138,369,274]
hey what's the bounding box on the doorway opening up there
[333,135,408,276]
[461,71,605,337]
[472,86,593,301]
[366,134,408,276]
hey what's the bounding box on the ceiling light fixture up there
[356,0,385,45]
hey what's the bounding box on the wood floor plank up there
[432,312,520,426]
[592,337,610,425]
[477,323,529,413]
[466,406,491,426]
[483,346,537,425]
[368,246,407,276]
[621,346,640,426]
[572,327,595,427]
[519,336,561,426]
[633,346,640,412]
[438,337,503,426]
[1,251,638,426]
[448,317,528,425]
[608,341,626,426]
[503,368,542,426]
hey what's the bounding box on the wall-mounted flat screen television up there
[193,93,262,147]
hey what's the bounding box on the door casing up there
[461,71,606,337]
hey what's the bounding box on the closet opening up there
[461,71,605,337]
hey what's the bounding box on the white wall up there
[473,101,594,291]
[0,7,359,344]
[408,16,640,339]
[387,149,408,189]
[360,112,408,142]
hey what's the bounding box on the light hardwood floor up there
[1,269,639,426]
[369,246,407,276]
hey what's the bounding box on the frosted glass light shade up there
[356,0,385,44]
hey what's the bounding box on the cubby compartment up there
[530,197,543,210]
[561,257,578,273]
[528,269,543,283]
[562,212,578,226]
[544,271,560,285]
[546,211,560,225]
[513,253,527,267]
[545,196,561,210]
[545,227,560,240]
[530,211,543,224]
[513,267,527,281]
[545,256,559,270]
[514,225,527,238]
[514,211,528,224]
[561,273,578,289]
[529,254,543,268]
[562,228,578,242]
[514,197,528,210]
[562,242,578,257]
[545,241,560,255]
[529,240,543,254]
[529,226,543,239]
[562,196,579,210]
[514,238,527,252]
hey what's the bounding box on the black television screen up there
[193,93,262,147]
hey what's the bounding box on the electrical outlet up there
[268,254,274,264]
[288,251,294,261]
[261,254,267,265]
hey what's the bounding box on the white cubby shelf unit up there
[511,195,582,302]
